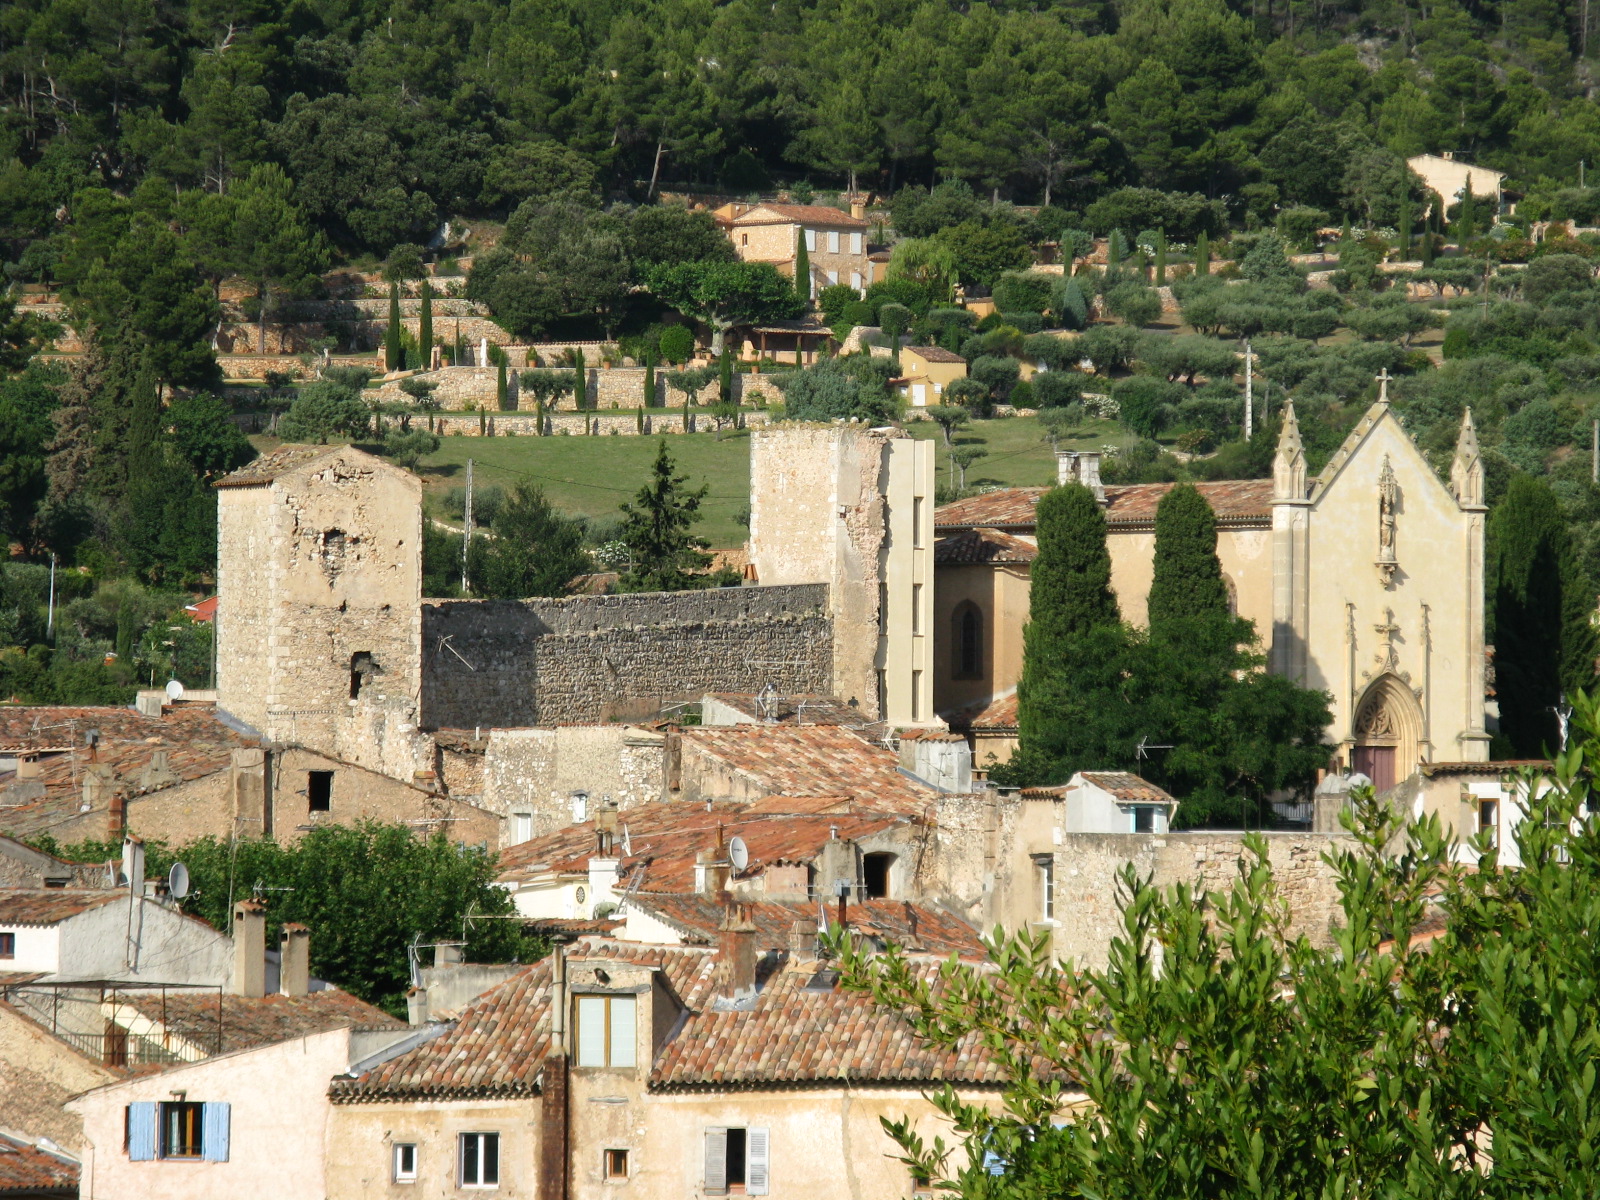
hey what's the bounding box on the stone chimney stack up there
[232,900,266,998]
[788,920,818,964]
[279,923,311,997]
[694,848,729,896]
[717,907,758,1004]
[1055,450,1105,503]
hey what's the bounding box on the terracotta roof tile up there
[213,443,338,487]
[1418,760,1550,777]
[935,480,1274,531]
[0,1131,77,1194]
[1077,772,1176,804]
[944,693,1018,732]
[0,888,122,925]
[628,895,986,959]
[906,345,966,364]
[732,204,870,229]
[118,989,405,1055]
[701,693,873,729]
[496,800,911,892]
[934,528,1037,566]
[681,725,933,809]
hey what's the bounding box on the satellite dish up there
[168,862,190,899]
[165,679,185,702]
[728,836,749,872]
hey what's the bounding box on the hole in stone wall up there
[308,770,333,812]
[349,652,378,699]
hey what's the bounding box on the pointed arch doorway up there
[1350,674,1425,792]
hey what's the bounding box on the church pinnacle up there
[1273,396,1307,501]
[1450,407,1484,509]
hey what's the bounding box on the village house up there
[935,385,1491,789]
[325,933,1022,1200]
[1406,152,1504,214]
[717,203,873,298]
[895,345,968,408]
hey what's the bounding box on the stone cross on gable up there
[1376,368,1393,403]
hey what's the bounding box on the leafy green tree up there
[467,483,590,599]
[278,378,370,444]
[647,262,804,356]
[933,222,1032,289]
[659,325,695,365]
[616,441,714,592]
[164,393,255,480]
[927,405,969,446]
[1489,474,1596,756]
[626,204,736,270]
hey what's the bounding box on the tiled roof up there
[681,724,934,809]
[332,947,720,1102]
[935,480,1275,531]
[119,989,405,1055]
[0,1131,78,1195]
[0,706,260,838]
[1418,760,1550,777]
[702,693,873,729]
[0,888,122,925]
[629,895,987,959]
[213,443,335,487]
[907,345,966,364]
[732,204,870,229]
[943,692,1019,732]
[1077,772,1176,804]
[934,527,1038,566]
[496,800,911,893]
[650,959,1009,1090]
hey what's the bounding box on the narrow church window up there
[308,771,333,813]
[953,603,983,679]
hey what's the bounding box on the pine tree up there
[794,227,811,306]
[418,279,433,369]
[1489,475,1597,756]
[1147,484,1229,630]
[616,440,714,593]
[1195,231,1210,277]
[385,282,403,373]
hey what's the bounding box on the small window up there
[741,233,749,246]
[1479,798,1498,847]
[460,1132,500,1188]
[513,813,533,844]
[394,1143,418,1183]
[953,603,983,680]
[574,994,637,1068]
[863,853,894,900]
[605,1148,630,1180]
[705,1126,769,1195]
[1034,855,1054,922]
[911,584,923,635]
[912,497,924,548]
[160,1102,203,1158]
[0,931,14,959]
[572,792,589,823]
[308,771,333,813]
[1132,806,1157,834]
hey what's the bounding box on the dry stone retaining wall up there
[419,583,831,729]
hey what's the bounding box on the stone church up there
[934,377,1490,788]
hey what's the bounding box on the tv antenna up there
[1135,735,1173,761]
[728,836,749,873]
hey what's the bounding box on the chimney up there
[694,848,729,896]
[850,201,866,221]
[1055,450,1105,503]
[717,907,758,1004]
[434,942,463,969]
[232,900,266,997]
[279,923,310,996]
[788,920,818,964]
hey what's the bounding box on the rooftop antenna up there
[1135,735,1174,761]
[728,836,749,873]
[620,823,632,857]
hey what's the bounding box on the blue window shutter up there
[127,1103,157,1161]
[201,1102,231,1162]
[983,1151,1006,1177]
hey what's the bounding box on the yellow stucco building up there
[935,379,1490,784]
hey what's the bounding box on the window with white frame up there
[393,1143,418,1183]
[459,1132,499,1188]
[574,994,637,1068]
[850,232,863,255]
[827,230,840,253]
[1131,806,1158,834]
[704,1126,769,1195]
[1479,798,1499,847]
[1034,855,1054,922]
[513,813,532,844]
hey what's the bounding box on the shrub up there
[970,355,1022,403]
[1033,370,1083,408]
[1105,283,1162,328]
[1115,375,1184,438]
[659,325,695,365]
[992,271,1055,314]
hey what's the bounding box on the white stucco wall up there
[0,921,61,973]
[53,897,233,985]
[69,1027,352,1200]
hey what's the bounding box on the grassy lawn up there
[904,413,1133,492]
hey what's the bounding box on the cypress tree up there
[1147,484,1230,631]
[1155,229,1167,287]
[1107,229,1123,276]
[795,228,811,306]
[1016,485,1121,757]
[644,359,656,409]
[418,279,433,369]
[573,347,586,413]
[1195,231,1210,276]
[1489,475,1598,756]
[1398,198,1413,259]
[495,352,508,411]
[385,282,403,372]
[719,348,733,406]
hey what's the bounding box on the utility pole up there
[1243,339,1254,440]
[1592,419,1597,485]
[46,553,55,639]
[462,458,474,593]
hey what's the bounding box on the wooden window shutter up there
[746,1126,770,1195]
[703,1128,728,1194]
[200,1102,231,1161]
[126,1103,157,1161]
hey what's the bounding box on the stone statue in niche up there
[1376,455,1398,585]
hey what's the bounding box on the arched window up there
[952,602,983,680]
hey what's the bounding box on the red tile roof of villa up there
[936,479,1275,532]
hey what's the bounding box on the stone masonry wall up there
[430,410,776,437]
[1052,832,1348,971]
[483,725,668,840]
[376,366,778,413]
[418,584,832,730]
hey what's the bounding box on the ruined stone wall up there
[376,366,771,413]
[1051,832,1348,971]
[432,409,774,437]
[482,725,667,841]
[418,585,831,730]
